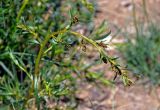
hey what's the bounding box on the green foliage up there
[119,24,160,85]
[0,0,131,109]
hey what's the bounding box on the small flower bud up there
[72,16,79,24]
[102,57,108,64]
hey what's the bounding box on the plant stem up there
[69,31,103,54]
[69,31,111,61]
[142,0,149,22]
[16,0,28,22]
[29,29,67,109]
[132,0,139,37]
[34,29,67,76]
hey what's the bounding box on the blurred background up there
[0,0,160,110]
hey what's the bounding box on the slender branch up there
[69,31,104,54]
[16,0,29,22]
[132,0,139,37]
[34,29,67,76]
[142,0,149,22]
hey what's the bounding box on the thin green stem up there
[34,29,67,76]
[69,31,130,82]
[69,31,103,53]
[69,31,110,60]
[29,29,67,109]
[16,0,28,22]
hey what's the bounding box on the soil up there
[76,0,160,110]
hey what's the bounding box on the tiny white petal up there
[96,35,112,44]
